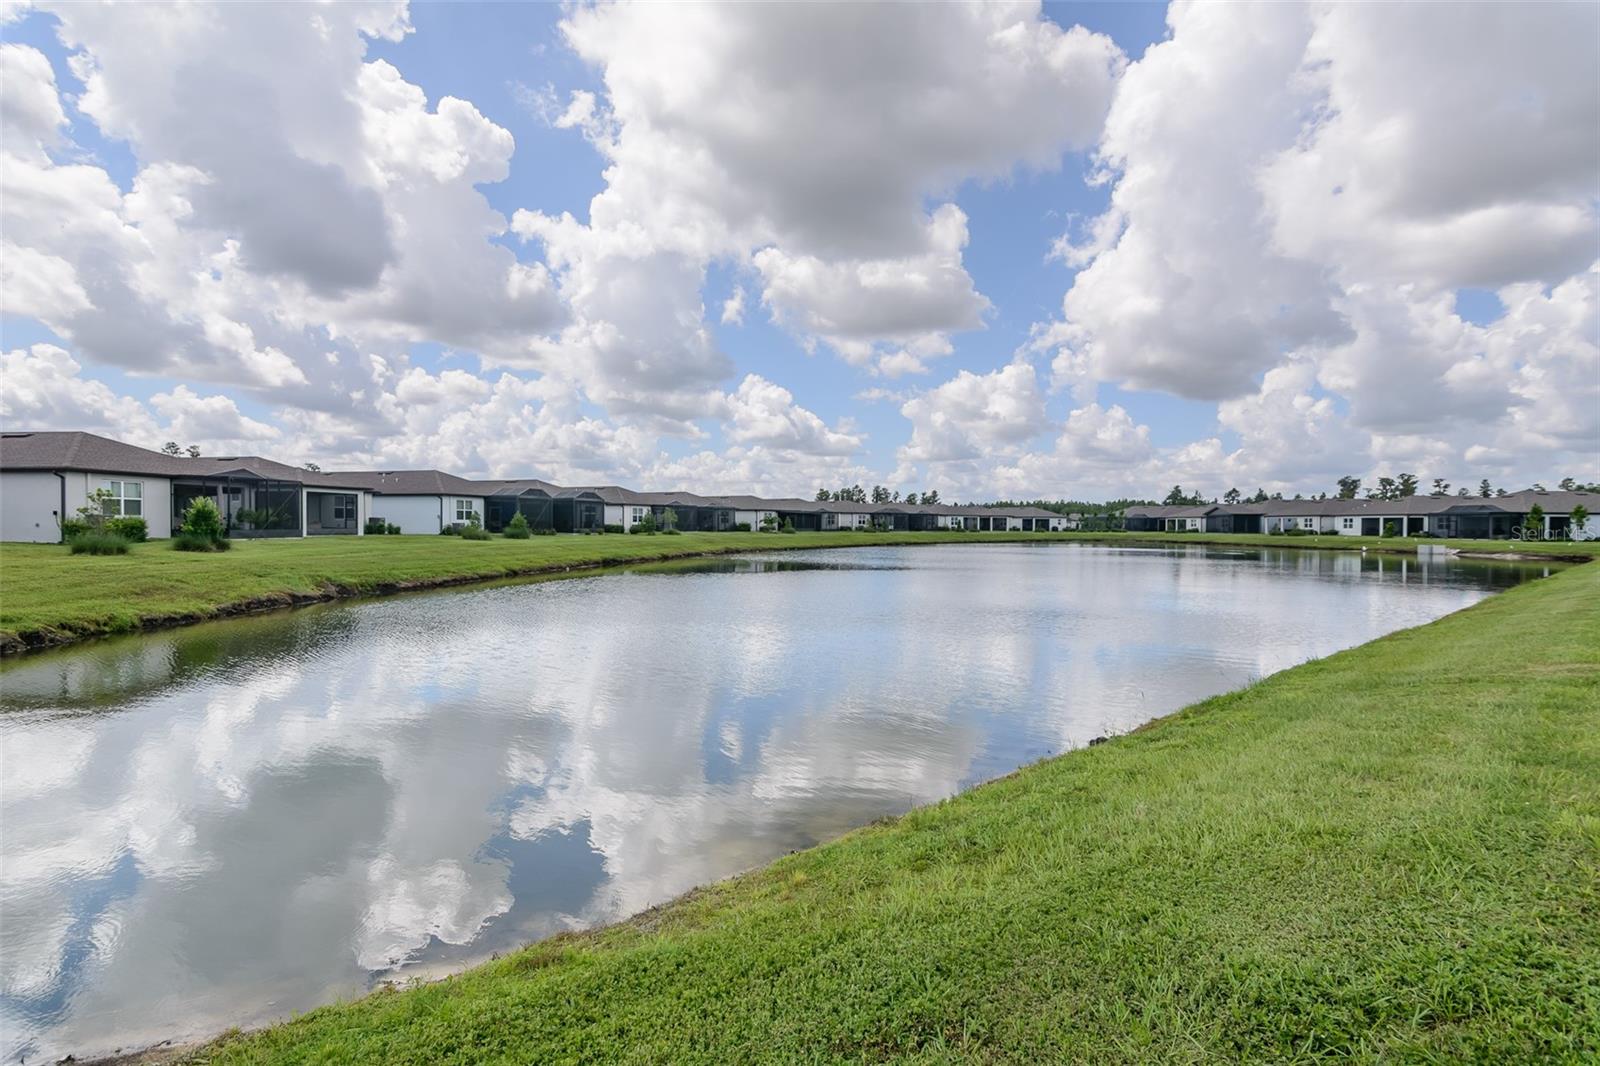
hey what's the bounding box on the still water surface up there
[0,543,1557,1059]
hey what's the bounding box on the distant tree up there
[1479,478,1492,498]
[1251,488,1268,503]
[870,485,890,504]
[1271,492,1284,500]
[1571,505,1589,535]
[815,488,831,501]
[1293,492,1303,500]
[1397,473,1418,497]
[1223,487,1241,505]
[1369,476,1398,501]
[891,490,901,503]
[1431,478,1449,496]
[920,490,940,505]
[305,462,321,473]
[1531,483,1546,492]
[662,507,678,532]
[1559,477,1576,491]
[1162,485,1187,506]
[1495,488,1507,497]
[161,441,182,456]
[1457,487,1471,497]
[1336,476,1361,499]
[186,444,201,458]
[1525,503,1545,540]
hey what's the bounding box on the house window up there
[454,499,478,522]
[1303,517,1315,529]
[1342,517,1354,529]
[631,507,646,523]
[99,479,143,516]
[332,497,354,521]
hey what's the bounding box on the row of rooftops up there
[0,431,1063,519]
[6,431,1586,521]
[1125,490,1598,518]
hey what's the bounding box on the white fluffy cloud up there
[1031,0,1599,490]
[517,0,1124,402]
[898,361,1049,467]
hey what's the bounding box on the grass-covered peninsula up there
[143,552,1600,1064]
[2,530,1596,653]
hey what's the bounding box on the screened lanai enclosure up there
[652,501,734,532]
[170,478,360,536]
[173,477,301,537]
[486,488,554,532]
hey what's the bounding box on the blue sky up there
[1,2,1594,498]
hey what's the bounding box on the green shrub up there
[440,523,464,536]
[387,523,401,535]
[105,516,148,542]
[69,531,130,555]
[60,517,91,540]
[603,524,624,533]
[173,531,232,552]
[180,497,226,540]
[504,512,532,539]
[173,497,229,551]
[1382,521,1398,538]
[780,519,797,534]
[365,517,388,534]
[732,522,751,532]
[460,522,492,540]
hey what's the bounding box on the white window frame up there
[454,498,479,523]
[332,496,354,522]
[1342,517,1354,529]
[99,479,143,517]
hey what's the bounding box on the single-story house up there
[1,431,372,542]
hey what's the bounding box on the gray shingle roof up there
[330,470,489,495]
[0,431,367,488]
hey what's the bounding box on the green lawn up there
[168,561,1600,1064]
[2,530,1596,653]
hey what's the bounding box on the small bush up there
[366,517,388,534]
[387,523,401,535]
[663,528,682,536]
[60,517,91,540]
[534,527,557,536]
[504,512,532,539]
[69,531,130,555]
[780,519,797,534]
[440,523,464,536]
[105,516,148,542]
[172,531,232,552]
[732,522,751,532]
[1382,521,1398,538]
[603,524,624,534]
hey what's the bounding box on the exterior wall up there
[370,494,447,534]
[40,470,175,540]
[603,504,626,529]
[734,509,777,530]
[1,471,67,542]
[1332,514,1362,536]
[302,489,369,535]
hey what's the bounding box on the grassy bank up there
[172,563,1598,1064]
[2,529,1595,653]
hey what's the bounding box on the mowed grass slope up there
[185,563,1599,1064]
[3,530,1595,650]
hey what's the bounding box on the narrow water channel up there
[0,543,1558,1060]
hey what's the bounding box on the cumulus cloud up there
[1030,0,1600,489]
[719,374,861,456]
[898,361,1049,467]
[518,0,1124,407]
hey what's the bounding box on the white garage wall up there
[369,495,446,534]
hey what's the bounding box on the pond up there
[0,543,1559,1060]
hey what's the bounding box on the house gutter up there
[54,470,67,542]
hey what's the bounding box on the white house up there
[1,431,371,542]
[339,471,487,534]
